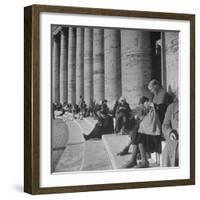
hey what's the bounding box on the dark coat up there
[152,88,171,123]
[87,114,114,139]
[116,102,131,117]
[162,101,179,167]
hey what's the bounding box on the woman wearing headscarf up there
[115,96,131,135]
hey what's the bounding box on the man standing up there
[147,79,171,157]
[148,79,171,124]
[162,90,179,167]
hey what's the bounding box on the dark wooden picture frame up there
[24,4,195,195]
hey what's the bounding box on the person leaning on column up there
[148,79,171,124]
[162,88,179,167]
[147,79,171,154]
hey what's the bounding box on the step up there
[84,117,97,128]
[63,117,85,145]
[52,119,69,149]
[102,134,132,169]
[52,119,69,171]
[75,119,94,135]
[54,116,85,172]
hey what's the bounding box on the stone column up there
[121,30,152,108]
[84,28,93,105]
[104,29,121,105]
[164,32,179,92]
[76,27,84,104]
[59,28,68,105]
[93,28,104,103]
[52,34,60,104]
[68,27,76,104]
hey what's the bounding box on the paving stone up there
[82,140,112,171]
[52,119,69,149]
[52,150,64,172]
[55,143,85,172]
[52,119,69,171]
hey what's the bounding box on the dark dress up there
[84,114,114,140]
[133,89,170,153]
[130,105,162,154]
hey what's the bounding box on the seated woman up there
[83,104,114,140]
[123,100,162,168]
[162,90,179,167]
[117,96,149,156]
[115,96,131,135]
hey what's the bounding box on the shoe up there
[122,160,137,168]
[117,146,129,156]
[83,134,89,141]
[134,161,149,168]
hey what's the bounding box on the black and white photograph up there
[23,4,195,194]
[51,25,179,173]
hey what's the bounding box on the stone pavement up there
[55,143,85,172]
[53,114,160,173]
[54,114,113,172]
[82,140,112,171]
[102,134,132,169]
[102,134,160,169]
[54,115,85,172]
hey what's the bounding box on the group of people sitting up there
[53,79,179,169]
[52,97,108,120]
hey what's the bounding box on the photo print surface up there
[51,25,179,173]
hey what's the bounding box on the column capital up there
[60,27,68,34]
[52,25,62,36]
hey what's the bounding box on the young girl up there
[122,97,162,168]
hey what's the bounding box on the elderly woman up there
[117,96,149,156]
[115,96,131,135]
[162,90,179,167]
[123,100,162,168]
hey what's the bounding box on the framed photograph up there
[24,4,195,194]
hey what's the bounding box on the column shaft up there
[121,30,152,107]
[104,29,121,104]
[93,28,104,102]
[68,27,76,104]
[76,28,84,103]
[84,28,93,104]
[60,28,68,104]
[164,32,179,92]
[52,34,60,104]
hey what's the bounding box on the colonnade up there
[52,26,178,108]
